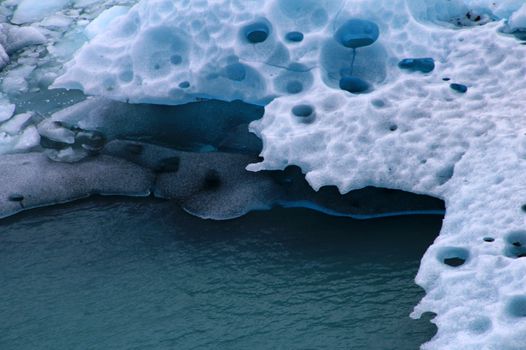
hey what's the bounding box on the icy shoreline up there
[0,141,445,221]
[2,0,526,348]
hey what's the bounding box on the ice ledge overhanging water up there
[2,0,526,349]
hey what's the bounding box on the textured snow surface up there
[2,0,526,348]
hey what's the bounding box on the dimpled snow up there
[1,0,526,349]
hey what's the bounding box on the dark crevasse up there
[0,197,440,349]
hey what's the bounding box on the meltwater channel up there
[0,197,440,349]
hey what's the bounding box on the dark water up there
[0,198,440,349]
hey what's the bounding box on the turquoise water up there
[0,198,440,349]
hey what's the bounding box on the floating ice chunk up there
[45,146,89,163]
[84,6,130,39]
[0,103,15,123]
[0,152,154,219]
[0,123,39,155]
[0,112,33,135]
[1,65,35,93]
[11,0,71,25]
[48,27,89,60]
[40,14,74,29]
[37,119,76,144]
[1,24,46,54]
[13,125,40,152]
[73,0,104,7]
[0,44,8,71]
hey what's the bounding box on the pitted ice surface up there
[5,0,526,348]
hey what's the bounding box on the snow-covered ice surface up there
[2,0,526,348]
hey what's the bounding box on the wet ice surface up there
[0,197,439,349]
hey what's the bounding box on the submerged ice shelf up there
[1,0,526,349]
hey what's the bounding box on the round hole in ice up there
[372,99,385,108]
[521,204,526,212]
[505,231,526,258]
[506,295,526,318]
[119,70,134,83]
[468,317,492,334]
[450,83,468,93]
[437,247,469,267]
[102,77,115,92]
[224,63,247,81]
[389,124,398,131]
[285,31,304,42]
[483,237,495,242]
[398,58,435,73]
[339,76,370,94]
[170,55,183,65]
[292,104,315,122]
[8,194,24,202]
[286,81,303,94]
[443,257,466,267]
[179,81,190,89]
[203,169,221,190]
[274,63,313,95]
[334,19,380,49]
[244,22,270,44]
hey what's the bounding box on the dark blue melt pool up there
[0,198,440,349]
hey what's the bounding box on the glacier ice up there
[84,5,130,39]
[0,102,15,123]
[0,0,526,348]
[507,3,526,31]
[11,0,71,25]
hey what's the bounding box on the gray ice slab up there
[0,152,154,218]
